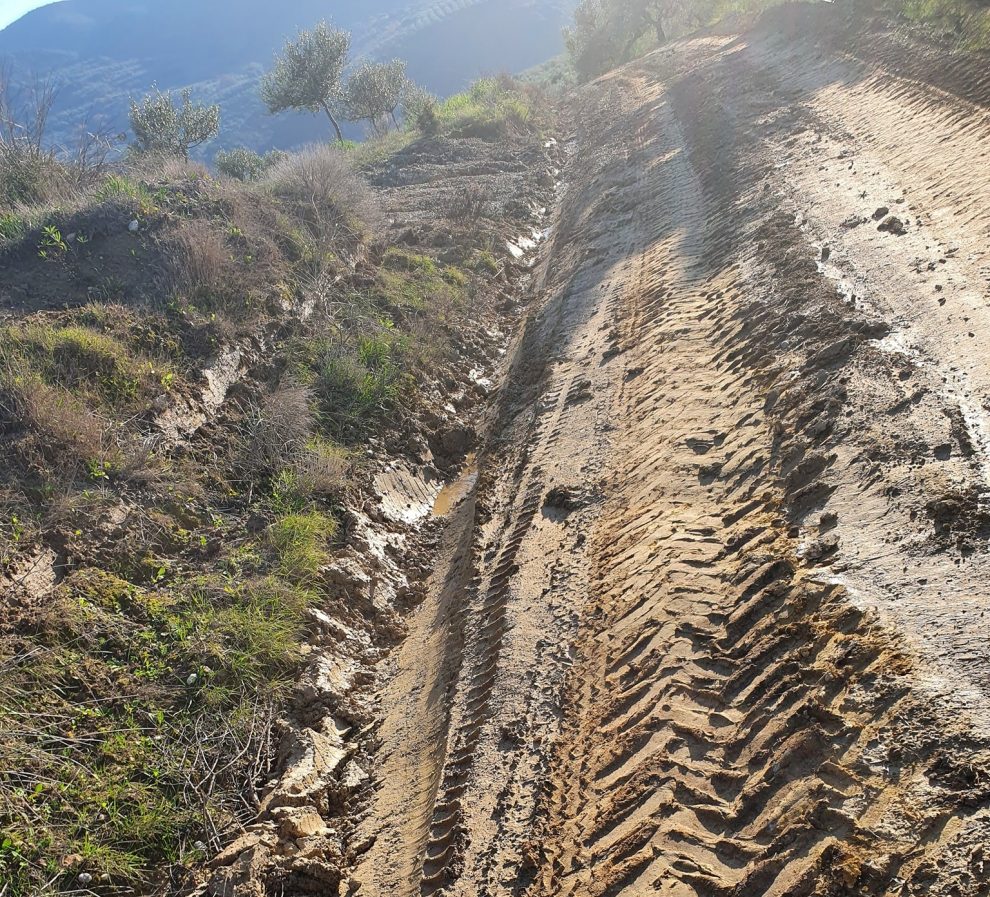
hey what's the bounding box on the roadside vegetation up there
[564,0,990,81]
[0,18,546,896]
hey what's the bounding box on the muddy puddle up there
[432,454,479,516]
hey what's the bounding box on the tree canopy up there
[566,0,713,81]
[344,60,410,135]
[128,88,220,159]
[261,21,351,143]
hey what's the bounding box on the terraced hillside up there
[0,0,575,154]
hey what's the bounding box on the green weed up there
[0,212,25,242]
[269,510,335,580]
[37,224,69,259]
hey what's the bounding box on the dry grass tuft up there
[168,219,232,299]
[265,144,381,243]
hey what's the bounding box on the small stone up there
[78,872,93,886]
[878,215,907,236]
[128,219,140,232]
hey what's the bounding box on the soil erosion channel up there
[353,15,990,897]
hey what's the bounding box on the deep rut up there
[352,11,990,897]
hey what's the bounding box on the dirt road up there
[350,9,990,897]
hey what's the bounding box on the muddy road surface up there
[351,10,990,897]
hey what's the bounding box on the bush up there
[265,145,380,241]
[0,143,73,210]
[416,98,441,137]
[167,219,234,301]
[128,88,220,160]
[215,147,288,182]
[429,78,538,140]
[242,384,314,479]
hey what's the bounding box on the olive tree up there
[566,0,713,81]
[261,22,351,143]
[215,147,288,181]
[344,60,410,135]
[128,88,220,159]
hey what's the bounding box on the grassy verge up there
[0,101,539,893]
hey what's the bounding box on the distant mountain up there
[0,0,576,156]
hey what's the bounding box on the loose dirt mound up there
[348,7,990,897]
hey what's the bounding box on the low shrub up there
[430,77,537,140]
[0,142,74,211]
[167,219,236,305]
[265,145,380,242]
[215,147,288,182]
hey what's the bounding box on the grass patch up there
[379,248,469,310]
[0,559,319,895]
[431,78,536,140]
[0,212,26,242]
[347,129,417,168]
[95,174,159,215]
[2,322,174,409]
[268,510,335,581]
[315,338,406,439]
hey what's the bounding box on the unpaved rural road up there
[352,10,990,897]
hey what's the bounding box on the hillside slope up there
[0,0,575,153]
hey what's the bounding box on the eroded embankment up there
[352,9,990,897]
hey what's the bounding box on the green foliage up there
[565,0,715,80]
[0,560,318,895]
[0,211,26,241]
[129,88,220,160]
[313,325,408,439]
[215,147,289,181]
[344,59,411,136]
[379,248,469,309]
[184,577,316,684]
[261,21,352,142]
[471,249,500,274]
[404,85,441,136]
[96,173,156,208]
[344,128,417,168]
[269,510,335,580]
[37,224,68,259]
[3,321,173,409]
[428,78,536,139]
[891,0,990,46]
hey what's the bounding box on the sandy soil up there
[347,8,990,897]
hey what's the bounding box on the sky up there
[0,0,62,30]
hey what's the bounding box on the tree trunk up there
[320,101,345,143]
[390,110,400,131]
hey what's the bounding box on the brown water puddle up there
[432,454,479,516]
